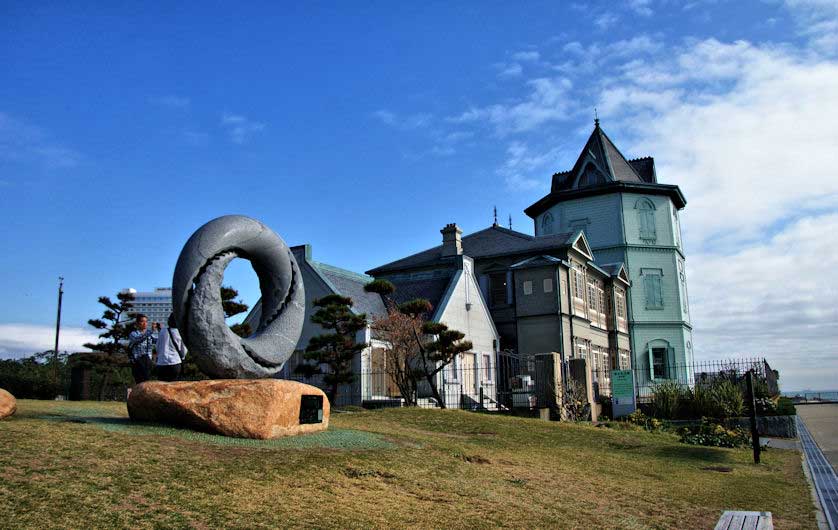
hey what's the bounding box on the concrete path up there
[797,407,838,529]
[798,404,838,473]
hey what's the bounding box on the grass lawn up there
[0,400,818,529]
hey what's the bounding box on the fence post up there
[747,370,761,464]
[479,386,484,410]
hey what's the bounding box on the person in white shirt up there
[155,314,187,382]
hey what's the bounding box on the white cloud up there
[497,62,523,78]
[498,141,557,191]
[603,40,838,248]
[0,112,82,169]
[381,30,838,388]
[372,109,432,129]
[594,12,619,30]
[562,41,586,55]
[784,0,838,54]
[0,324,98,358]
[372,109,396,125]
[449,77,573,135]
[220,113,266,144]
[553,35,663,75]
[688,213,838,390]
[627,0,654,16]
[512,51,541,62]
[590,38,838,388]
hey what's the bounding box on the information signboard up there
[611,369,636,418]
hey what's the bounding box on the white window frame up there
[523,280,533,296]
[543,278,553,293]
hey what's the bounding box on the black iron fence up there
[284,356,778,413]
[592,357,775,402]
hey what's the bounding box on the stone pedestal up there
[127,379,329,439]
[0,388,16,420]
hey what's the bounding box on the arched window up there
[635,198,656,241]
[578,163,605,187]
[541,212,554,234]
[646,339,673,380]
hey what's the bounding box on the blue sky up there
[1,1,837,390]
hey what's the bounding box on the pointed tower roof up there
[525,121,685,219]
[552,120,648,192]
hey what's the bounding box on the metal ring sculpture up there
[172,215,305,379]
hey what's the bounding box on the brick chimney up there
[440,223,463,257]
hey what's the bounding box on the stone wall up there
[730,415,798,439]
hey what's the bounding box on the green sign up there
[612,370,633,399]
[611,370,636,418]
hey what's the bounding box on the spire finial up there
[594,108,599,128]
[493,206,498,226]
[508,214,512,230]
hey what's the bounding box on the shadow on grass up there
[34,413,397,450]
[653,444,734,464]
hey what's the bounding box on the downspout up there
[565,264,576,358]
[555,266,565,362]
[616,193,636,372]
[610,281,618,369]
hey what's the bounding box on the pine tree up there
[83,290,135,399]
[295,294,367,404]
[221,285,251,338]
[365,281,472,409]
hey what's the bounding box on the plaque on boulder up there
[128,380,329,439]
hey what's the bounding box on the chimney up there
[440,223,463,257]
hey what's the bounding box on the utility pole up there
[53,276,64,382]
[747,370,761,464]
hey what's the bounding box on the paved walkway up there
[797,406,838,529]
[798,404,838,472]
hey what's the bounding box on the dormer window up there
[541,212,554,235]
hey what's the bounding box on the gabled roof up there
[598,262,631,285]
[529,121,685,219]
[387,274,456,319]
[367,225,574,275]
[569,230,593,260]
[313,261,387,318]
[552,120,647,193]
[510,255,565,270]
[244,245,387,328]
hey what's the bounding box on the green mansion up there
[369,120,694,390]
[524,120,693,385]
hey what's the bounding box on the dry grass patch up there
[0,400,819,529]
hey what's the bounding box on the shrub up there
[563,380,590,422]
[650,381,688,420]
[774,397,797,416]
[678,419,751,448]
[713,380,745,418]
[688,383,718,418]
[686,380,745,419]
[623,409,664,432]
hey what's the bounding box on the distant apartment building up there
[121,287,173,324]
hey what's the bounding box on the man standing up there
[128,314,158,384]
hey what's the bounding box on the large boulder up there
[127,379,329,439]
[0,388,16,419]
